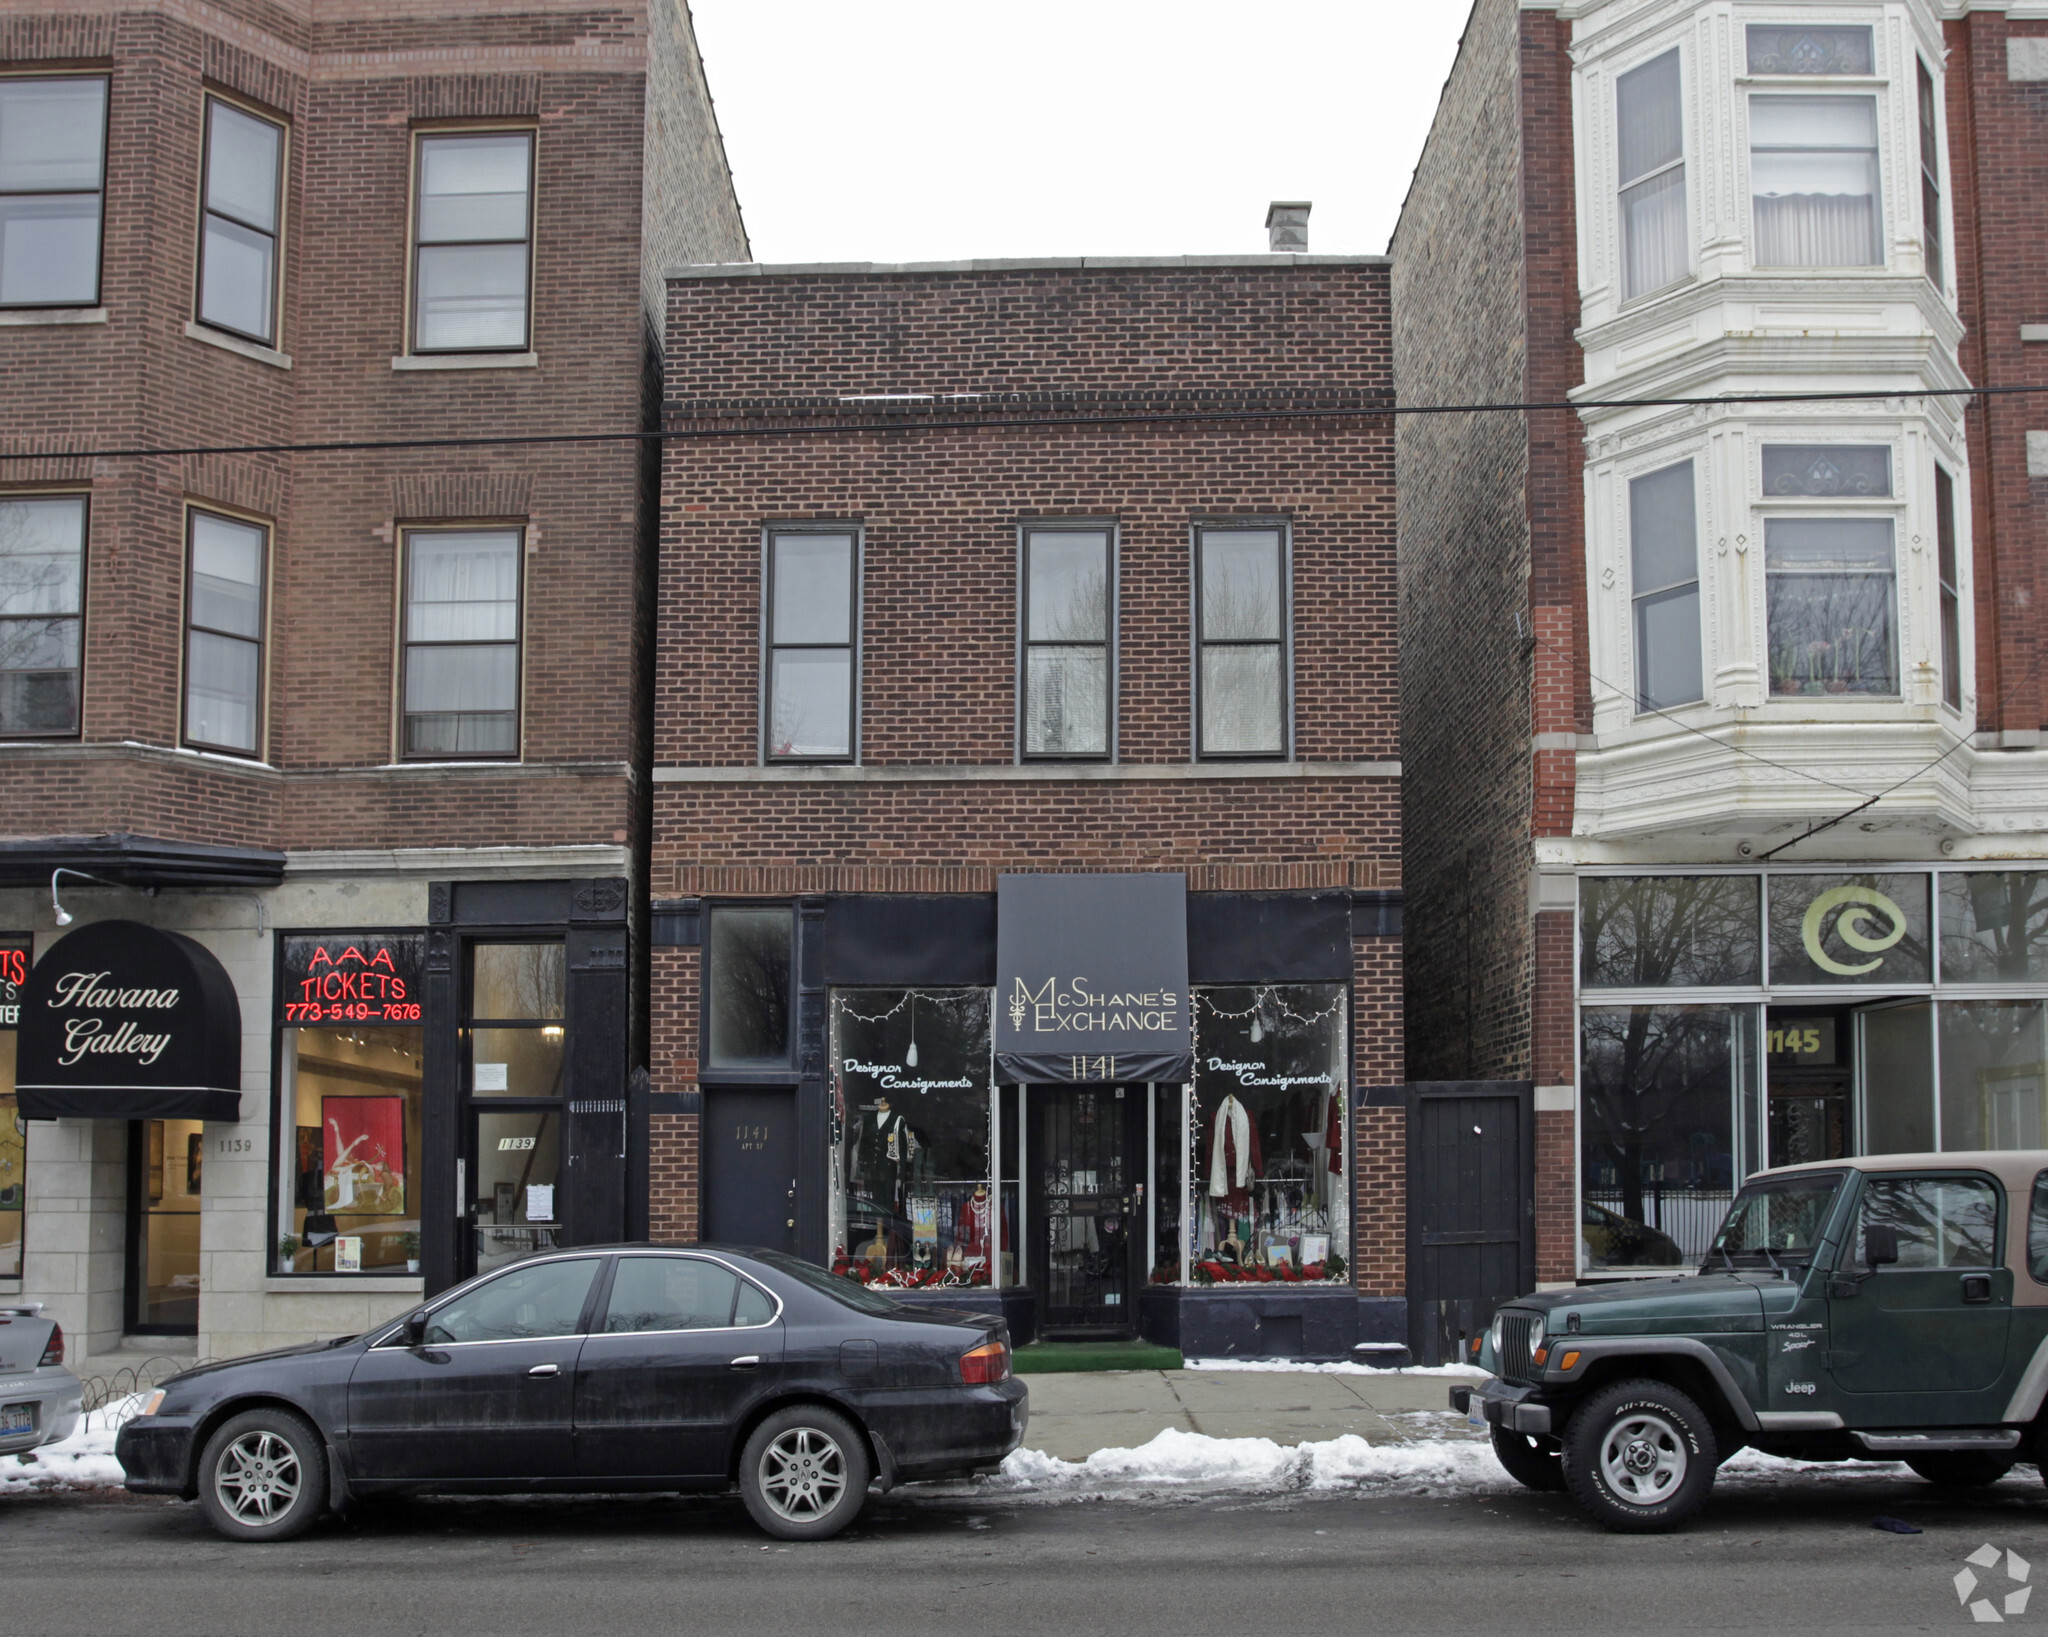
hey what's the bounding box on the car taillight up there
[38,1323,63,1368]
[960,1340,1009,1385]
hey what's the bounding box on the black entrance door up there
[702,1088,797,1251]
[1033,1085,1142,1338]
[1406,1082,1534,1365]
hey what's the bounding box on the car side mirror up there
[403,1309,430,1346]
[1864,1225,1900,1269]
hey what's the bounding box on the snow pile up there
[991,1427,1508,1499]
[1185,1358,1486,1378]
[0,1395,139,1493]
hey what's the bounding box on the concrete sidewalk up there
[1017,1369,1488,1460]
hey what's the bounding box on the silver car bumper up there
[0,1365,85,1455]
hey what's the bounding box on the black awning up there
[993,873,1191,1085]
[15,920,244,1122]
[0,833,286,889]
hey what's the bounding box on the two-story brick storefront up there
[646,257,1408,1358]
[0,0,746,1371]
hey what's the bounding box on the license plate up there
[1,1404,33,1437]
[1467,1396,1487,1430]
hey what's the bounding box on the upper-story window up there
[1935,465,1961,712]
[1629,461,1702,712]
[183,509,268,756]
[410,131,533,354]
[196,97,285,346]
[1747,27,1882,271]
[1762,445,1896,698]
[0,76,108,308]
[1195,524,1288,759]
[0,493,85,737]
[1617,49,1687,302]
[1021,525,1112,759]
[401,528,522,759]
[1917,60,1944,292]
[765,526,856,762]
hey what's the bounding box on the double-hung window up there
[1936,466,1962,711]
[410,131,533,354]
[1195,525,1287,759]
[1021,525,1111,758]
[184,510,267,756]
[1616,49,1687,301]
[764,527,856,762]
[1629,461,1702,712]
[401,529,522,759]
[197,97,285,345]
[0,76,108,308]
[1746,27,1883,272]
[1762,445,1897,698]
[0,493,86,737]
[1918,61,1944,291]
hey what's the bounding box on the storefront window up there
[1186,985,1347,1283]
[1940,1000,2048,1152]
[1941,872,2048,984]
[274,934,426,1275]
[1581,876,1760,988]
[1860,1003,1934,1155]
[830,989,998,1288]
[1581,1004,1748,1270]
[1768,872,1930,987]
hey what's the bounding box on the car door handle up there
[729,1355,761,1369]
[526,1363,560,1378]
[1962,1275,1994,1304]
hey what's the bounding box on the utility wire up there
[1,380,2043,465]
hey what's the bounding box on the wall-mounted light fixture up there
[50,867,130,927]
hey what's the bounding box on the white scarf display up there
[1208,1094,1253,1198]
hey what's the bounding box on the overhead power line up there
[0,380,2040,465]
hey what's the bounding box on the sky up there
[686,2,1473,266]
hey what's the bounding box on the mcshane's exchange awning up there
[16,919,244,1121]
[993,873,1192,1085]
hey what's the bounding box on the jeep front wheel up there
[1490,1426,1566,1492]
[1561,1378,1717,1533]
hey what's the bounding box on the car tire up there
[1490,1426,1567,1492]
[1561,1378,1717,1534]
[738,1405,871,1541]
[1906,1452,2016,1488]
[194,1408,329,1543]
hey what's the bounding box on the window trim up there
[179,503,271,759]
[405,124,536,357]
[1192,520,1293,762]
[0,72,110,311]
[760,523,861,766]
[192,90,288,349]
[1614,44,1690,306]
[1017,519,1117,763]
[397,523,526,764]
[0,487,89,742]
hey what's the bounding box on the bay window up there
[1750,94,1884,268]
[1617,49,1687,301]
[0,76,107,308]
[1762,446,1897,698]
[0,493,85,737]
[1936,466,1961,711]
[197,97,285,345]
[1918,61,1944,291]
[183,509,267,756]
[1629,460,1701,711]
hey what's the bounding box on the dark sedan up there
[117,1244,1027,1543]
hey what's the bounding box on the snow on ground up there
[0,1395,141,1494]
[1184,1358,1487,1378]
[984,1427,1510,1500]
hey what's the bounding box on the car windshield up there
[1707,1172,1844,1270]
[751,1249,906,1316]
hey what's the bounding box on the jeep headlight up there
[1527,1311,1546,1348]
[1487,1312,1505,1356]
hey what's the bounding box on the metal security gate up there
[1406,1082,1534,1365]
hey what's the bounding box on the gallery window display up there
[1183,985,1347,1283]
[273,934,426,1276]
[830,989,1004,1288]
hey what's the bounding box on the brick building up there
[1397,0,2048,1324]
[0,0,745,1370]
[647,257,1407,1357]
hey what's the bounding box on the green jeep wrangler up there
[1450,1152,2048,1532]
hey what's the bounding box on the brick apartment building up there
[0,0,745,1371]
[1396,0,2048,1327]
[645,256,1407,1357]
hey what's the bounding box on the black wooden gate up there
[1406,1082,1535,1365]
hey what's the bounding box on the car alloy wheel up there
[214,1429,303,1524]
[1598,1410,1687,1506]
[759,1426,847,1523]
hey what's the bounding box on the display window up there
[1183,984,1347,1284]
[273,934,425,1276]
[829,988,1004,1289]
[1,938,27,1281]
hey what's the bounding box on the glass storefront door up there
[463,941,567,1277]
[1033,1084,1142,1336]
[1765,1007,1849,1167]
[129,1117,203,1333]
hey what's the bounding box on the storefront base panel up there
[886,1287,1038,1348]
[1137,1285,1374,1362]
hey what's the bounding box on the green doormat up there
[1011,1341,1183,1374]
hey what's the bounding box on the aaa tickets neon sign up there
[280,935,424,1025]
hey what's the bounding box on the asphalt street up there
[7,1474,2048,1637]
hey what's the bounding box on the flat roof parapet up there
[667,253,1389,281]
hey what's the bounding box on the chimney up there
[1266,201,1311,253]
